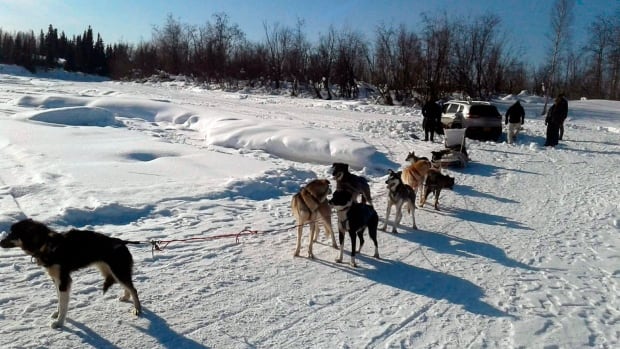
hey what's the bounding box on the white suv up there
[441,100,502,141]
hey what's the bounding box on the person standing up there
[544,94,566,147]
[557,93,568,140]
[422,97,442,142]
[505,100,525,144]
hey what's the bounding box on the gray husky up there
[382,169,417,233]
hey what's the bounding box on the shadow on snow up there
[397,229,535,271]
[317,253,514,319]
[130,307,210,349]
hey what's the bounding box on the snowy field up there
[0,64,618,348]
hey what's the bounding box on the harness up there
[297,187,327,214]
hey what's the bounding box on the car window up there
[470,105,500,117]
[446,104,459,113]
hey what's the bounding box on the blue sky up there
[0,0,613,66]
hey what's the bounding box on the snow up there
[0,64,619,348]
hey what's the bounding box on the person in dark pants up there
[545,104,559,146]
[557,93,568,140]
[505,100,525,144]
[545,94,567,147]
[422,97,442,142]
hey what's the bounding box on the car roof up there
[446,100,491,105]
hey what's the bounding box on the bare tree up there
[334,29,368,98]
[610,10,620,99]
[450,13,503,98]
[152,14,192,75]
[420,12,452,98]
[308,26,337,99]
[285,18,310,96]
[542,0,574,114]
[372,23,396,104]
[394,25,423,102]
[371,24,423,104]
[263,22,293,89]
[584,15,613,98]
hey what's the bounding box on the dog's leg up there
[434,189,440,211]
[313,220,324,243]
[393,201,403,234]
[410,201,417,229]
[318,204,337,249]
[381,201,392,232]
[368,224,380,258]
[355,229,364,254]
[419,175,428,205]
[48,267,71,329]
[109,263,142,316]
[293,222,303,257]
[335,230,346,263]
[350,230,358,267]
[420,185,430,208]
[307,221,316,258]
[119,285,142,316]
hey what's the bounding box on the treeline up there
[1,8,619,101]
[0,25,106,75]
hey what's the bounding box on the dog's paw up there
[131,307,141,316]
[307,253,314,259]
[335,258,342,263]
[51,311,58,319]
[391,228,399,234]
[374,253,380,259]
[349,261,357,268]
[50,320,64,329]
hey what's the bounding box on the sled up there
[437,128,468,168]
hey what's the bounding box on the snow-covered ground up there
[0,64,618,348]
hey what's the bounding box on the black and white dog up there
[0,219,142,328]
[382,169,417,233]
[331,162,373,206]
[329,190,379,267]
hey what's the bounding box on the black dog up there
[331,162,373,206]
[421,171,455,210]
[0,219,142,328]
[329,190,379,267]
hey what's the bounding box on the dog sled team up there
[0,142,461,330]
[292,153,455,268]
[0,150,456,329]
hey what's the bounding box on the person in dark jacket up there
[422,97,442,142]
[544,94,567,147]
[556,93,568,140]
[505,100,525,144]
